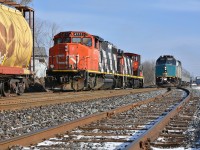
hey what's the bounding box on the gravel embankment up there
[0,89,166,141]
[186,88,200,148]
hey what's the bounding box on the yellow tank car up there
[0,4,33,68]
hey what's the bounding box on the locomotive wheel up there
[61,83,72,91]
[71,77,85,91]
[88,77,96,90]
[17,82,25,95]
[0,82,11,97]
[10,81,25,95]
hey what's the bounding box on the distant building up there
[31,47,48,78]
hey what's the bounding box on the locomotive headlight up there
[164,66,167,73]
[164,78,167,81]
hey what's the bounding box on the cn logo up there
[56,54,79,64]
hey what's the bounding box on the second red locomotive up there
[46,31,143,91]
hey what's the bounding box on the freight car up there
[0,4,34,96]
[46,31,143,91]
[155,55,190,87]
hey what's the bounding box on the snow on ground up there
[191,85,200,90]
[151,87,200,150]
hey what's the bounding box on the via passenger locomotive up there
[46,31,143,91]
[155,55,190,87]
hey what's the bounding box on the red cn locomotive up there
[46,31,143,91]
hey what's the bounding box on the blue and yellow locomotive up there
[155,55,182,87]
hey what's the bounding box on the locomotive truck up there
[45,31,144,91]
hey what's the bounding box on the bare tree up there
[142,60,156,86]
[34,18,46,48]
[34,18,61,54]
[44,22,60,51]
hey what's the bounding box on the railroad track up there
[0,88,166,150]
[29,88,189,150]
[1,88,191,150]
[151,95,200,149]
[0,88,158,111]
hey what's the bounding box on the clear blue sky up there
[32,0,200,77]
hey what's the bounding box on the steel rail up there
[125,88,191,150]
[0,89,170,150]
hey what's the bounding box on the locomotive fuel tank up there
[0,4,33,69]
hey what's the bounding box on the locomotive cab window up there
[156,58,165,65]
[166,58,176,65]
[83,38,92,47]
[72,37,81,43]
[54,38,62,45]
[157,58,176,65]
[72,37,92,47]
[63,37,71,43]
